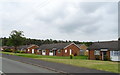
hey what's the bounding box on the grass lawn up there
[1,52,119,73]
[37,58,119,73]
[1,52,88,59]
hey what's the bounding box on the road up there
[0,57,58,73]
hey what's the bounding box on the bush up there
[95,55,100,60]
[3,49,12,52]
[70,54,74,59]
[20,51,25,53]
[104,55,108,61]
[16,51,21,53]
[15,50,25,53]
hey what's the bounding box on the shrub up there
[95,55,100,60]
[20,51,25,53]
[104,55,108,61]
[16,51,21,53]
[3,49,12,52]
[70,54,74,59]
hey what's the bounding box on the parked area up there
[1,52,119,73]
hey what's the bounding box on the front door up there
[42,50,46,55]
[53,50,56,56]
[32,49,34,54]
[102,51,107,60]
[70,49,72,55]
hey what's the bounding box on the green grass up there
[1,51,119,73]
[1,52,88,59]
[37,58,119,73]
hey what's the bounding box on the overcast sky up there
[0,0,119,42]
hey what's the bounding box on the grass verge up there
[36,58,119,73]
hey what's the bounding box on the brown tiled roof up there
[17,44,38,50]
[39,43,71,50]
[17,45,29,50]
[88,41,118,50]
[2,46,15,49]
[76,44,83,47]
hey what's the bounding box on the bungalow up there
[17,45,29,52]
[25,44,39,54]
[77,44,88,56]
[2,46,15,52]
[88,41,120,61]
[17,45,39,54]
[37,43,80,56]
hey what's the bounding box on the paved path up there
[2,54,119,75]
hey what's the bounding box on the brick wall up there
[26,45,38,54]
[63,44,80,56]
[89,50,110,60]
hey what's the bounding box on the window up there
[42,50,46,52]
[50,50,53,53]
[80,50,83,52]
[86,50,88,52]
[94,50,100,55]
[28,49,30,51]
[58,49,61,53]
[65,50,67,53]
[110,51,113,56]
[37,50,39,52]
[113,51,120,56]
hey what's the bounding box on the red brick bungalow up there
[2,46,15,52]
[88,41,120,61]
[77,44,88,56]
[37,43,80,56]
[18,44,39,54]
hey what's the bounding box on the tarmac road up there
[1,57,58,73]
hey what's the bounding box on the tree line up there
[1,30,93,47]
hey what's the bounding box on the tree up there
[0,38,2,46]
[1,37,8,46]
[8,30,24,53]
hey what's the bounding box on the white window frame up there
[58,49,61,53]
[70,49,72,55]
[42,50,46,52]
[110,51,113,56]
[94,50,100,55]
[37,50,39,52]
[50,50,53,53]
[65,49,67,53]
[42,50,46,55]
[113,51,120,56]
[28,49,30,51]
[32,49,34,54]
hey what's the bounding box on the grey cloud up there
[1,1,118,41]
[79,2,106,13]
[60,24,79,33]
[59,12,103,34]
[58,2,117,38]
[119,2,120,37]
[35,5,67,23]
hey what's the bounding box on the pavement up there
[2,54,119,75]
